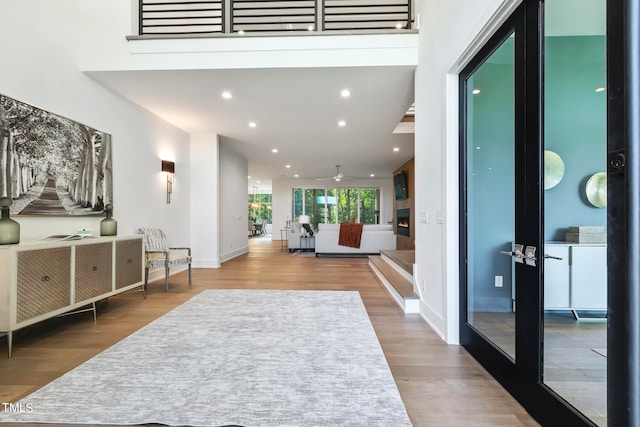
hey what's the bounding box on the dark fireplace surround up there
[397,208,410,237]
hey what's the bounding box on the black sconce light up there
[162,160,175,203]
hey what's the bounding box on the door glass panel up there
[542,0,607,424]
[304,189,324,229]
[359,188,380,224]
[326,189,337,223]
[338,188,358,222]
[293,188,303,221]
[465,34,516,360]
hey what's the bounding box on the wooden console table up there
[0,235,144,357]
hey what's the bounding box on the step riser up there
[369,260,419,314]
[380,252,414,283]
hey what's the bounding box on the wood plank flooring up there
[381,249,415,275]
[0,238,538,426]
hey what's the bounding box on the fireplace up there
[397,208,410,237]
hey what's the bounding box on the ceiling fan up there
[315,165,353,182]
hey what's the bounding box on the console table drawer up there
[75,242,113,303]
[16,247,71,323]
[115,239,143,289]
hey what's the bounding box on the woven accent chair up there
[137,227,192,291]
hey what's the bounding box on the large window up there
[293,187,380,229]
[248,192,272,224]
[359,188,380,224]
[305,189,325,226]
[337,189,358,223]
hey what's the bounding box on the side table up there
[299,235,315,253]
[280,228,290,250]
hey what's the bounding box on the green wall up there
[544,35,607,241]
[468,35,606,312]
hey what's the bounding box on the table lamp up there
[298,215,312,236]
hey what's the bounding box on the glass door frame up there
[459,1,608,425]
[458,8,524,391]
[607,0,640,424]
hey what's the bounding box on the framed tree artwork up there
[0,93,112,216]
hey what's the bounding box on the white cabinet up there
[0,236,144,357]
[570,245,607,309]
[543,244,570,308]
[543,242,606,315]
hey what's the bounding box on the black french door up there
[459,1,616,425]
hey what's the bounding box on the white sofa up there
[314,223,396,256]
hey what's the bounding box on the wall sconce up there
[161,160,175,203]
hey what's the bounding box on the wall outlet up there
[495,275,503,287]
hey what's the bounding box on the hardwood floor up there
[0,237,538,426]
[471,311,607,426]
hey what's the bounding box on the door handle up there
[524,246,537,266]
[500,244,538,266]
[544,254,563,260]
[500,243,525,263]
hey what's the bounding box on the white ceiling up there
[88,66,415,192]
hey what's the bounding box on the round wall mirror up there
[585,172,607,208]
[544,150,565,190]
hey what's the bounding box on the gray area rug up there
[0,290,411,426]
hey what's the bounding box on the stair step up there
[380,250,414,276]
[369,255,417,300]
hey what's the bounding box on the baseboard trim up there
[220,246,249,263]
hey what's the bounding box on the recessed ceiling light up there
[370,174,375,177]
[285,164,291,168]
[472,89,481,95]
[271,148,278,153]
[341,89,351,98]
[249,122,257,128]
[294,174,299,178]
[222,91,232,99]
[247,176,251,179]
[338,120,346,127]
[256,180,261,183]
[393,147,400,152]
[595,87,606,92]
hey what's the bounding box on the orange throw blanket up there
[338,222,364,248]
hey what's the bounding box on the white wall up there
[218,141,250,262]
[414,0,520,343]
[0,0,191,244]
[190,134,220,268]
[271,177,394,239]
